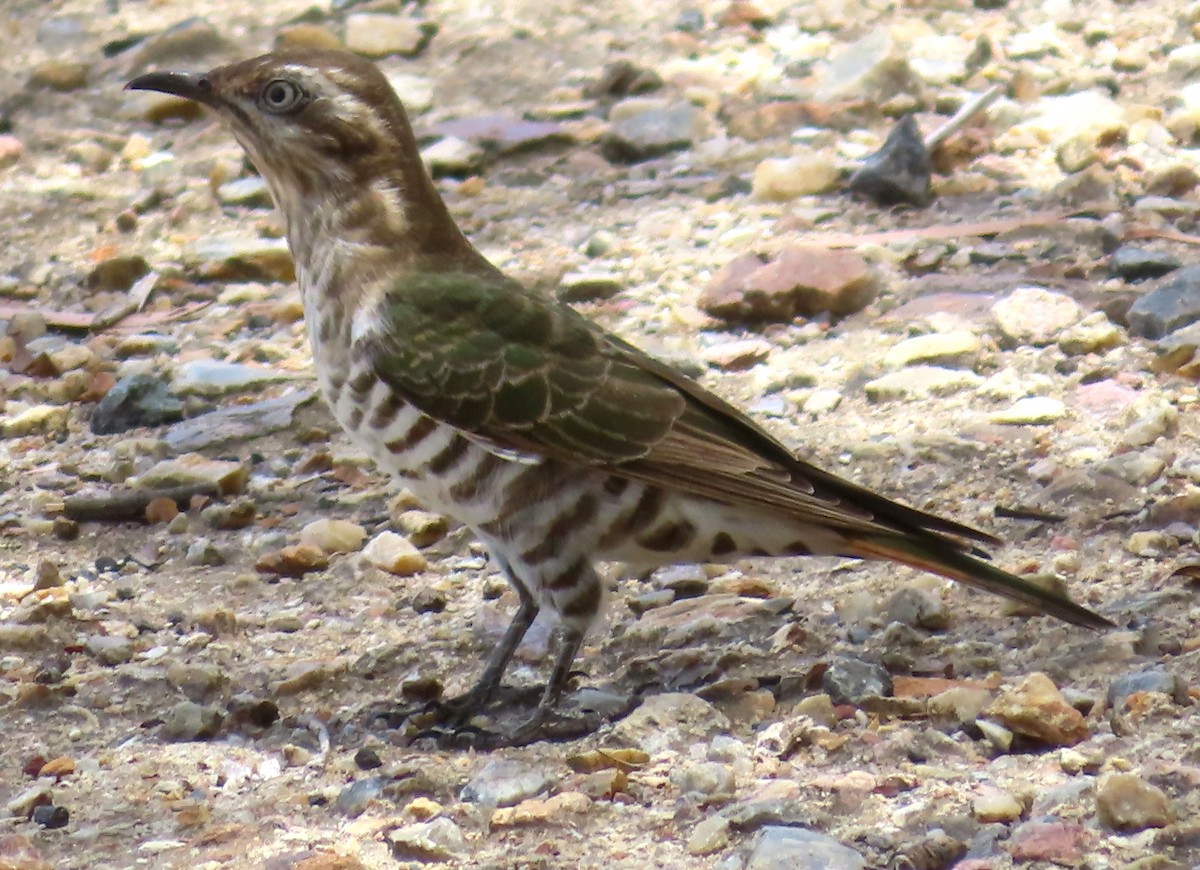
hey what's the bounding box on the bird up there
[127,49,1111,745]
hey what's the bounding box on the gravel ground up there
[1,1,1198,869]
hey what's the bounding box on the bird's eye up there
[259,79,307,114]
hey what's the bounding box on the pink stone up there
[0,134,23,168]
[1008,821,1089,864]
[1071,379,1138,418]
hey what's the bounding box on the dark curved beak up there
[126,71,215,104]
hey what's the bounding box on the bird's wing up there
[358,270,1111,630]
[357,270,984,543]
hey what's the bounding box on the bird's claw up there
[400,707,609,749]
[368,694,478,731]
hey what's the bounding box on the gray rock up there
[611,692,731,754]
[216,176,271,207]
[84,635,134,665]
[132,17,233,68]
[675,761,736,801]
[428,114,568,154]
[336,776,386,817]
[885,587,951,630]
[675,8,705,32]
[201,498,256,531]
[847,115,932,207]
[822,656,892,705]
[1127,264,1200,338]
[163,389,314,453]
[36,16,87,50]
[172,359,290,397]
[168,662,228,701]
[1110,246,1182,282]
[745,826,866,870]
[91,374,185,435]
[161,700,224,741]
[603,101,703,162]
[461,758,556,807]
[185,538,226,567]
[1107,670,1189,710]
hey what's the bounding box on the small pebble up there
[986,673,1089,747]
[885,587,950,630]
[387,817,468,861]
[361,532,427,576]
[822,656,892,705]
[973,790,1023,823]
[411,587,447,614]
[752,154,839,201]
[255,544,329,577]
[31,804,69,829]
[300,518,367,554]
[336,776,385,817]
[392,510,448,547]
[161,701,224,741]
[354,747,383,770]
[186,538,227,567]
[673,761,735,800]
[1096,772,1172,831]
[688,815,732,855]
[992,287,1082,346]
[461,759,556,807]
[344,14,431,58]
[989,397,1067,425]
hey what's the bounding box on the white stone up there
[361,531,427,576]
[300,519,367,554]
[989,397,1067,425]
[883,331,981,369]
[345,14,427,58]
[992,286,1083,346]
[752,154,840,201]
[865,366,981,401]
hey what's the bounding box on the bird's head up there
[130,50,416,200]
[127,50,467,265]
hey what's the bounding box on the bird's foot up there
[407,706,609,750]
[368,684,540,732]
[403,687,637,749]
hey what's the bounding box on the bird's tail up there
[846,534,1113,630]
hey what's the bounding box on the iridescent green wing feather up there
[360,271,974,539]
[361,271,686,463]
[359,270,1109,629]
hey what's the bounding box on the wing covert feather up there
[359,270,997,547]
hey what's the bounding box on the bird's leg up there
[502,622,585,746]
[437,583,539,723]
[390,557,538,731]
